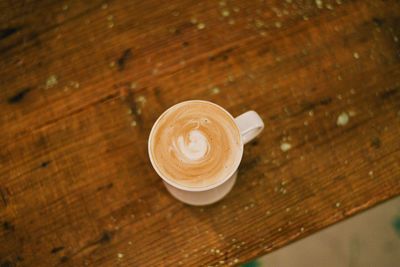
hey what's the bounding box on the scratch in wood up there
[0,26,21,40]
[3,221,15,231]
[97,231,113,244]
[171,21,193,35]
[0,31,40,54]
[59,256,69,263]
[0,187,9,207]
[370,137,381,148]
[117,48,132,71]
[41,161,51,168]
[55,230,114,265]
[372,17,385,27]
[239,156,262,173]
[96,183,114,191]
[209,47,236,61]
[51,246,65,254]
[249,140,259,147]
[319,97,333,105]
[334,175,346,181]
[300,101,316,112]
[379,86,399,100]
[288,96,333,117]
[154,87,166,108]
[7,87,32,104]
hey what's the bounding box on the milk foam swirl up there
[173,127,210,162]
[150,101,242,188]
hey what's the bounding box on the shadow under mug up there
[148,100,264,206]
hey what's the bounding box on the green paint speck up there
[392,216,400,236]
[241,260,261,267]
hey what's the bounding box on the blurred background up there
[245,197,400,267]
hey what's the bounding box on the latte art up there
[149,101,242,188]
[173,128,209,162]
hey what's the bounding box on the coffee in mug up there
[148,100,264,205]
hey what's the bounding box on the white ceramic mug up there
[148,101,264,206]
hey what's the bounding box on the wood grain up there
[1,0,400,266]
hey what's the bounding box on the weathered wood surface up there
[1,0,400,266]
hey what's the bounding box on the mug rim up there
[148,100,244,192]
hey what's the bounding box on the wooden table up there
[1,0,399,266]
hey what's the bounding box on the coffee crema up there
[149,101,242,188]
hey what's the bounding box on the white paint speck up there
[337,112,349,126]
[197,22,205,30]
[280,142,292,152]
[353,52,360,59]
[130,82,137,89]
[45,75,58,89]
[117,253,124,259]
[300,227,305,232]
[190,17,198,24]
[211,87,220,95]
[335,202,341,208]
[315,0,323,9]
[369,170,374,177]
[348,110,356,117]
[221,9,230,17]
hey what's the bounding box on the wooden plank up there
[1,0,400,266]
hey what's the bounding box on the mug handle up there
[234,111,264,145]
